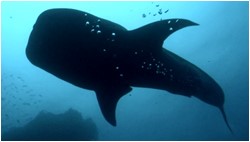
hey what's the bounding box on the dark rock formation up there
[2,108,98,141]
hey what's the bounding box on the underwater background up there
[1,1,249,140]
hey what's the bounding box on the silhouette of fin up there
[95,85,132,126]
[129,19,199,52]
[219,106,233,134]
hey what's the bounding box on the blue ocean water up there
[1,1,249,140]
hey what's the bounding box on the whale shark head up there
[26,8,232,133]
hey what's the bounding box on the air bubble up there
[103,49,106,52]
[96,25,100,28]
[112,32,116,36]
[176,19,179,23]
[169,27,173,31]
[85,21,89,25]
[141,65,144,68]
[134,51,138,55]
[85,13,87,16]
[116,66,119,70]
[168,20,171,24]
[120,74,124,77]
[91,29,95,32]
[97,19,101,22]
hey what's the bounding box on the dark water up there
[1,1,249,140]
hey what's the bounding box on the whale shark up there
[26,8,232,132]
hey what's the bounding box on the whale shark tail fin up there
[219,106,233,134]
[129,19,199,51]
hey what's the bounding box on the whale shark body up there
[26,9,232,132]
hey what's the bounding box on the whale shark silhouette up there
[26,8,232,133]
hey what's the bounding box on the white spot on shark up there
[97,30,101,34]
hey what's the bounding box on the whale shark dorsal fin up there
[130,19,199,51]
[95,84,132,126]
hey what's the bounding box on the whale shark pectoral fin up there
[95,84,132,126]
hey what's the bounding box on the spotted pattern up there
[83,13,117,53]
[138,54,175,81]
[82,13,178,80]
